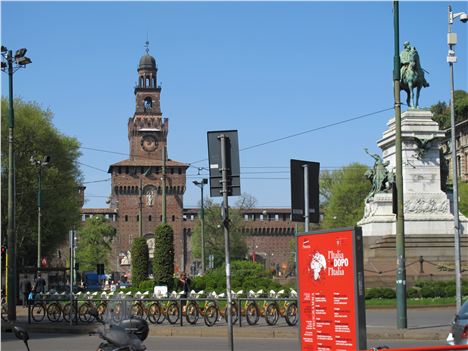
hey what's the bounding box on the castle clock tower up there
[129,42,167,160]
[108,43,188,274]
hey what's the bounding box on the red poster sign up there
[297,228,366,351]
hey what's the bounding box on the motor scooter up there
[12,308,149,351]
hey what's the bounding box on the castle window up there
[125,215,128,222]
[137,215,139,222]
[144,97,152,111]
[172,215,175,222]
[178,168,181,175]
[125,167,129,174]
[244,214,248,221]
[149,215,152,221]
[275,214,279,221]
[118,167,122,174]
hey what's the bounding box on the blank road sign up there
[207,130,241,197]
[290,159,320,223]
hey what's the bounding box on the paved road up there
[1,333,449,351]
[366,307,455,329]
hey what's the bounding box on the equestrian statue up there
[400,41,429,109]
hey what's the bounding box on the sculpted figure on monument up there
[399,41,429,108]
[364,148,394,202]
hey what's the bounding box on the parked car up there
[447,300,468,346]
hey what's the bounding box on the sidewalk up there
[1,306,451,341]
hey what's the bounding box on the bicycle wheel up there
[46,302,62,322]
[97,303,107,320]
[224,304,238,325]
[166,302,179,324]
[111,302,123,323]
[147,302,161,324]
[62,303,77,323]
[203,305,218,327]
[79,302,94,323]
[185,302,199,325]
[245,303,259,325]
[285,302,298,326]
[265,302,280,326]
[31,303,46,322]
[131,302,144,318]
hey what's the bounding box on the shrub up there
[131,237,149,289]
[139,279,155,291]
[190,260,284,293]
[365,287,396,300]
[153,224,174,291]
[406,287,421,298]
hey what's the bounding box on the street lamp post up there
[193,178,208,274]
[447,5,467,312]
[30,155,51,272]
[1,45,32,321]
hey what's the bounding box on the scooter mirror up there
[13,326,29,342]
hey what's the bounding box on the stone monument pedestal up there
[358,110,468,286]
[358,109,468,236]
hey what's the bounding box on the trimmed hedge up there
[153,224,175,291]
[190,260,283,293]
[139,279,155,291]
[366,280,468,299]
[131,237,149,288]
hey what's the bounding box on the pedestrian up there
[19,275,32,308]
[34,273,46,294]
[178,272,191,310]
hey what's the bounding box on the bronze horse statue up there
[400,48,429,108]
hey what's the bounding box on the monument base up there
[363,234,468,288]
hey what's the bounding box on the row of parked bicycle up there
[27,288,299,327]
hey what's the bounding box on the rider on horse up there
[400,41,429,88]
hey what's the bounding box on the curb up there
[2,323,448,340]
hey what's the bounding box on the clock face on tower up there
[141,135,158,152]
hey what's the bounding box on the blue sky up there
[2,1,467,209]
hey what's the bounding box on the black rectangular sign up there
[290,159,320,223]
[207,130,241,197]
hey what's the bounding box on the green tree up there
[131,237,149,288]
[431,90,468,130]
[1,98,82,267]
[459,182,468,217]
[75,216,116,272]
[153,224,174,290]
[191,199,248,268]
[320,168,344,212]
[321,163,371,229]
